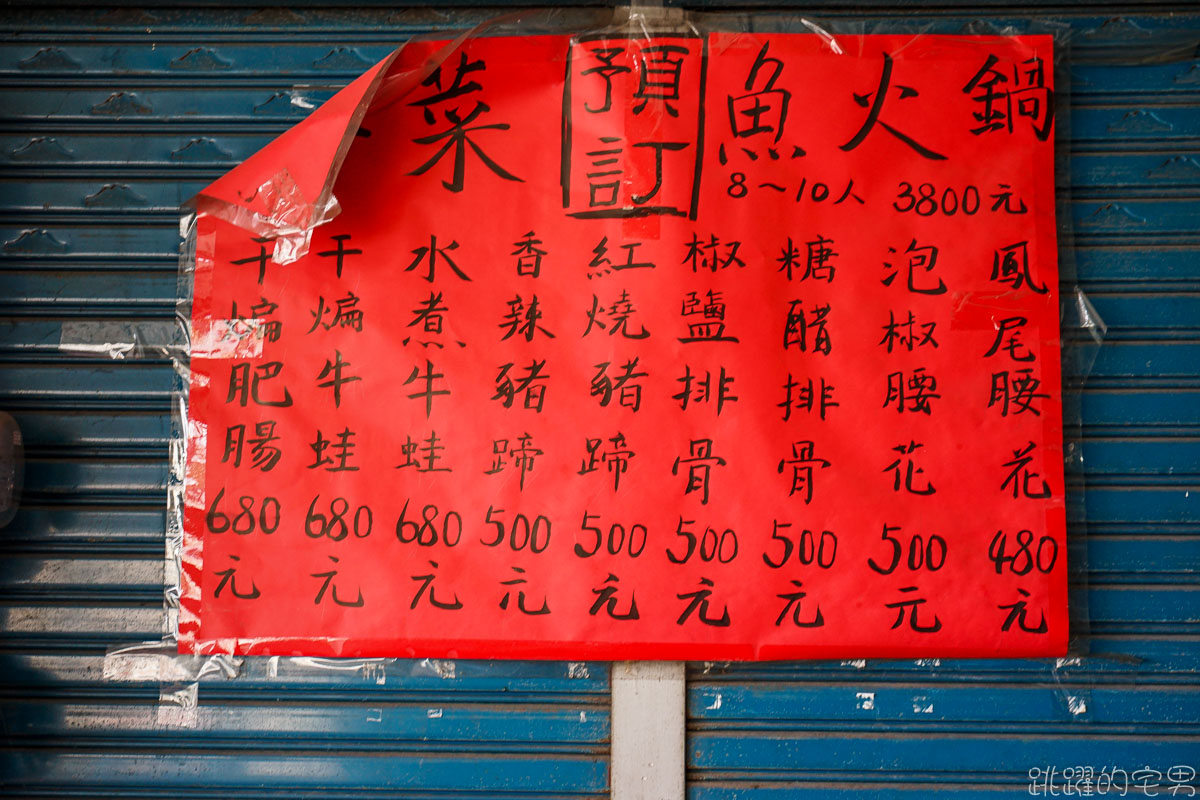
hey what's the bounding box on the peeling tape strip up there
[191,318,267,359]
[59,319,187,360]
[158,684,200,728]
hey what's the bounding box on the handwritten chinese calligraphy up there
[182,31,1065,660]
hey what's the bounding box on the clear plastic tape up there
[1047,30,1104,660]
[176,216,202,657]
[693,655,1107,723]
[101,640,241,728]
[77,3,1191,712]
[99,642,597,727]
[190,173,341,266]
[58,319,189,361]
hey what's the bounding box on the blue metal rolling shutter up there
[0,4,1196,799]
[0,6,608,797]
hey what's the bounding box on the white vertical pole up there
[612,3,689,796]
[611,661,686,800]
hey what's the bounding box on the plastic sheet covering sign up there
[181,31,1066,659]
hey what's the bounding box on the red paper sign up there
[181,32,1066,659]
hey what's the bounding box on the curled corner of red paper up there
[185,23,499,266]
[186,48,402,263]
